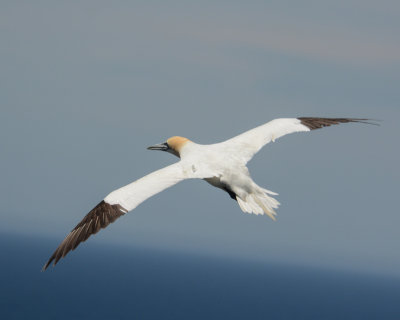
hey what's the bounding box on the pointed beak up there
[147,142,169,151]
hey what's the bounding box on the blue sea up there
[1,233,399,320]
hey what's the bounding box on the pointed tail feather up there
[261,187,279,196]
[236,191,280,220]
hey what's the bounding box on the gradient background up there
[1,1,400,319]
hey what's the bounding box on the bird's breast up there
[180,143,244,179]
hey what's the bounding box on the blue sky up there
[1,0,399,276]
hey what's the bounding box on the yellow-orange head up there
[147,136,191,158]
[166,136,190,153]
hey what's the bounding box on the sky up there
[1,0,400,277]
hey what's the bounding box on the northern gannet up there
[42,117,374,270]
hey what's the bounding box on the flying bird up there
[42,117,374,270]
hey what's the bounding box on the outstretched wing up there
[43,162,186,270]
[222,117,374,164]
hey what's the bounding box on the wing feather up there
[222,117,372,164]
[42,162,186,270]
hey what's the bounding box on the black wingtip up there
[41,201,128,271]
[41,255,55,272]
[357,119,381,126]
[298,117,380,130]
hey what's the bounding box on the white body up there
[105,118,311,219]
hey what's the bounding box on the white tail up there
[236,190,280,220]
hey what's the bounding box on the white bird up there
[43,117,374,270]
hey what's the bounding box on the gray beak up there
[147,142,169,151]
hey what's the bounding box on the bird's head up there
[147,136,190,158]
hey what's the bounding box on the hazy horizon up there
[2,233,400,319]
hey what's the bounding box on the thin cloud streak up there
[1,1,399,66]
